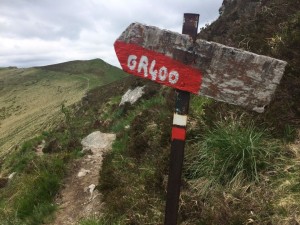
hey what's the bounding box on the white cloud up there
[0,0,223,68]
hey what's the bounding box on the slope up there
[1,1,299,224]
[94,0,300,224]
[0,59,127,156]
[199,0,300,130]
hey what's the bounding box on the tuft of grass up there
[283,124,297,143]
[179,177,276,225]
[14,158,64,219]
[184,115,281,185]
[190,95,213,119]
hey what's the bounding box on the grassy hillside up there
[0,76,157,224]
[0,1,299,224]
[40,58,127,90]
[94,0,299,224]
[0,59,127,156]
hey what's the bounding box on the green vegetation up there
[1,72,298,224]
[40,58,128,90]
[0,59,128,224]
[1,1,299,224]
[185,116,280,184]
[0,89,103,224]
[0,59,127,156]
[0,134,67,225]
[200,0,300,135]
[0,76,159,225]
[94,90,299,224]
[97,90,170,224]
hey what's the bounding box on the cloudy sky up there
[0,0,223,68]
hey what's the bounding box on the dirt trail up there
[50,131,116,225]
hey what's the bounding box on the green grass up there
[2,77,294,225]
[96,90,170,224]
[96,89,288,224]
[185,115,281,185]
[0,59,127,156]
[40,59,128,91]
[0,91,92,225]
[0,64,125,225]
[0,75,143,225]
[0,134,68,225]
[0,47,298,224]
[95,85,296,224]
[40,1,300,224]
[101,93,165,134]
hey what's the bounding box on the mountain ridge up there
[0,58,127,156]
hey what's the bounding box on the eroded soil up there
[50,132,116,225]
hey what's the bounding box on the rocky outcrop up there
[119,86,145,106]
[219,0,261,16]
[81,131,116,153]
[199,0,300,128]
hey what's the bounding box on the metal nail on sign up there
[114,23,287,112]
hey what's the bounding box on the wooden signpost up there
[114,13,287,225]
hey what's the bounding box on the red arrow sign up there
[114,23,287,112]
[114,41,202,94]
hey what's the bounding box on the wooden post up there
[164,13,199,225]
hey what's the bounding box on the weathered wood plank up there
[114,23,287,112]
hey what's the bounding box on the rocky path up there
[50,131,116,225]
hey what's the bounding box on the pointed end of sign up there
[114,40,128,72]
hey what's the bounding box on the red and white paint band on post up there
[171,113,188,141]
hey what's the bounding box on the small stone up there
[88,184,96,195]
[88,184,96,200]
[81,131,116,154]
[119,86,145,106]
[8,172,16,180]
[77,168,91,177]
[35,140,46,156]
